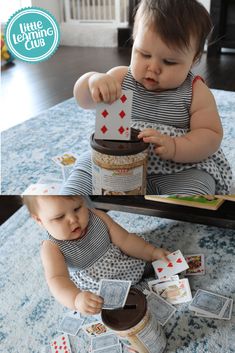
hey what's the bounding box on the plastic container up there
[101,288,166,353]
[90,128,149,195]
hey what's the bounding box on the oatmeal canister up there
[90,129,149,195]
[101,288,166,353]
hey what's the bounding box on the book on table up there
[144,195,224,210]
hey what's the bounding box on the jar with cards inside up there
[101,288,167,353]
[90,129,149,195]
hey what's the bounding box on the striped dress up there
[48,210,146,292]
[122,69,232,194]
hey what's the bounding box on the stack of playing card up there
[189,289,233,320]
[98,279,131,310]
[95,90,133,141]
[90,333,122,353]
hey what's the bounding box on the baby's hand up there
[88,73,122,104]
[151,248,171,263]
[138,129,176,160]
[75,291,103,315]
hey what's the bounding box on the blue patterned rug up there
[0,204,234,353]
[1,89,235,194]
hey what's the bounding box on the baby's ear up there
[31,214,42,226]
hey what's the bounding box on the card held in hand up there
[98,279,131,309]
[95,90,133,141]
[152,250,189,279]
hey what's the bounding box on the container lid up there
[101,288,147,331]
[90,128,149,156]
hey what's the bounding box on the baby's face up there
[130,20,197,91]
[35,196,89,240]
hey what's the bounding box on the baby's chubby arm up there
[174,80,223,162]
[138,81,223,163]
[73,66,128,109]
[41,240,103,315]
[93,209,170,263]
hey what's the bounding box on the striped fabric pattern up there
[122,68,193,129]
[48,210,110,270]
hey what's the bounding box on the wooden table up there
[91,196,235,229]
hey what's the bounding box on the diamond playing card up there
[152,250,189,279]
[50,334,72,353]
[95,90,133,140]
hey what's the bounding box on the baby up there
[23,195,170,315]
[61,0,232,196]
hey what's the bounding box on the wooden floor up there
[1,46,235,130]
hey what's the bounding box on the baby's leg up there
[147,168,216,195]
[60,151,92,195]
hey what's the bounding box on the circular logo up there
[4,7,60,63]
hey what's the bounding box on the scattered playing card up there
[152,250,189,279]
[189,289,230,318]
[58,315,84,336]
[95,90,133,140]
[91,333,119,351]
[22,182,61,195]
[98,279,131,310]
[91,344,122,353]
[147,292,176,326]
[52,152,77,167]
[185,254,205,276]
[50,334,72,353]
[151,278,192,305]
[52,152,78,181]
[82,321,111,337]
[148,275,179,289]
[195,298,233,320]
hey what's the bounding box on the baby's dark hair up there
[22,195,85,215]
[133,0,213,61]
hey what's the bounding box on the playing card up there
[52,152,78,181]
[148,275,179,289]
[98,279,131,309]
[147,292,176,326]
[91,333,119,351]
[152,250,189,279]
[151,278,192,305]
[95,90,133,140]
[195,298,233,320]
[58,315,84,336]
[52,152,77,167]
[185,254,205,276]
[82,321,111,337]
[92,344,122,353]
[50,334,72,353]
[189,289,230,318]
[22,182,61,195]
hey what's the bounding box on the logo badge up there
[4,7,60,63]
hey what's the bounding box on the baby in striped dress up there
[23,195,170,315]
[62,0,232,195]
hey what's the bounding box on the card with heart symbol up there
[152,250,189,279]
